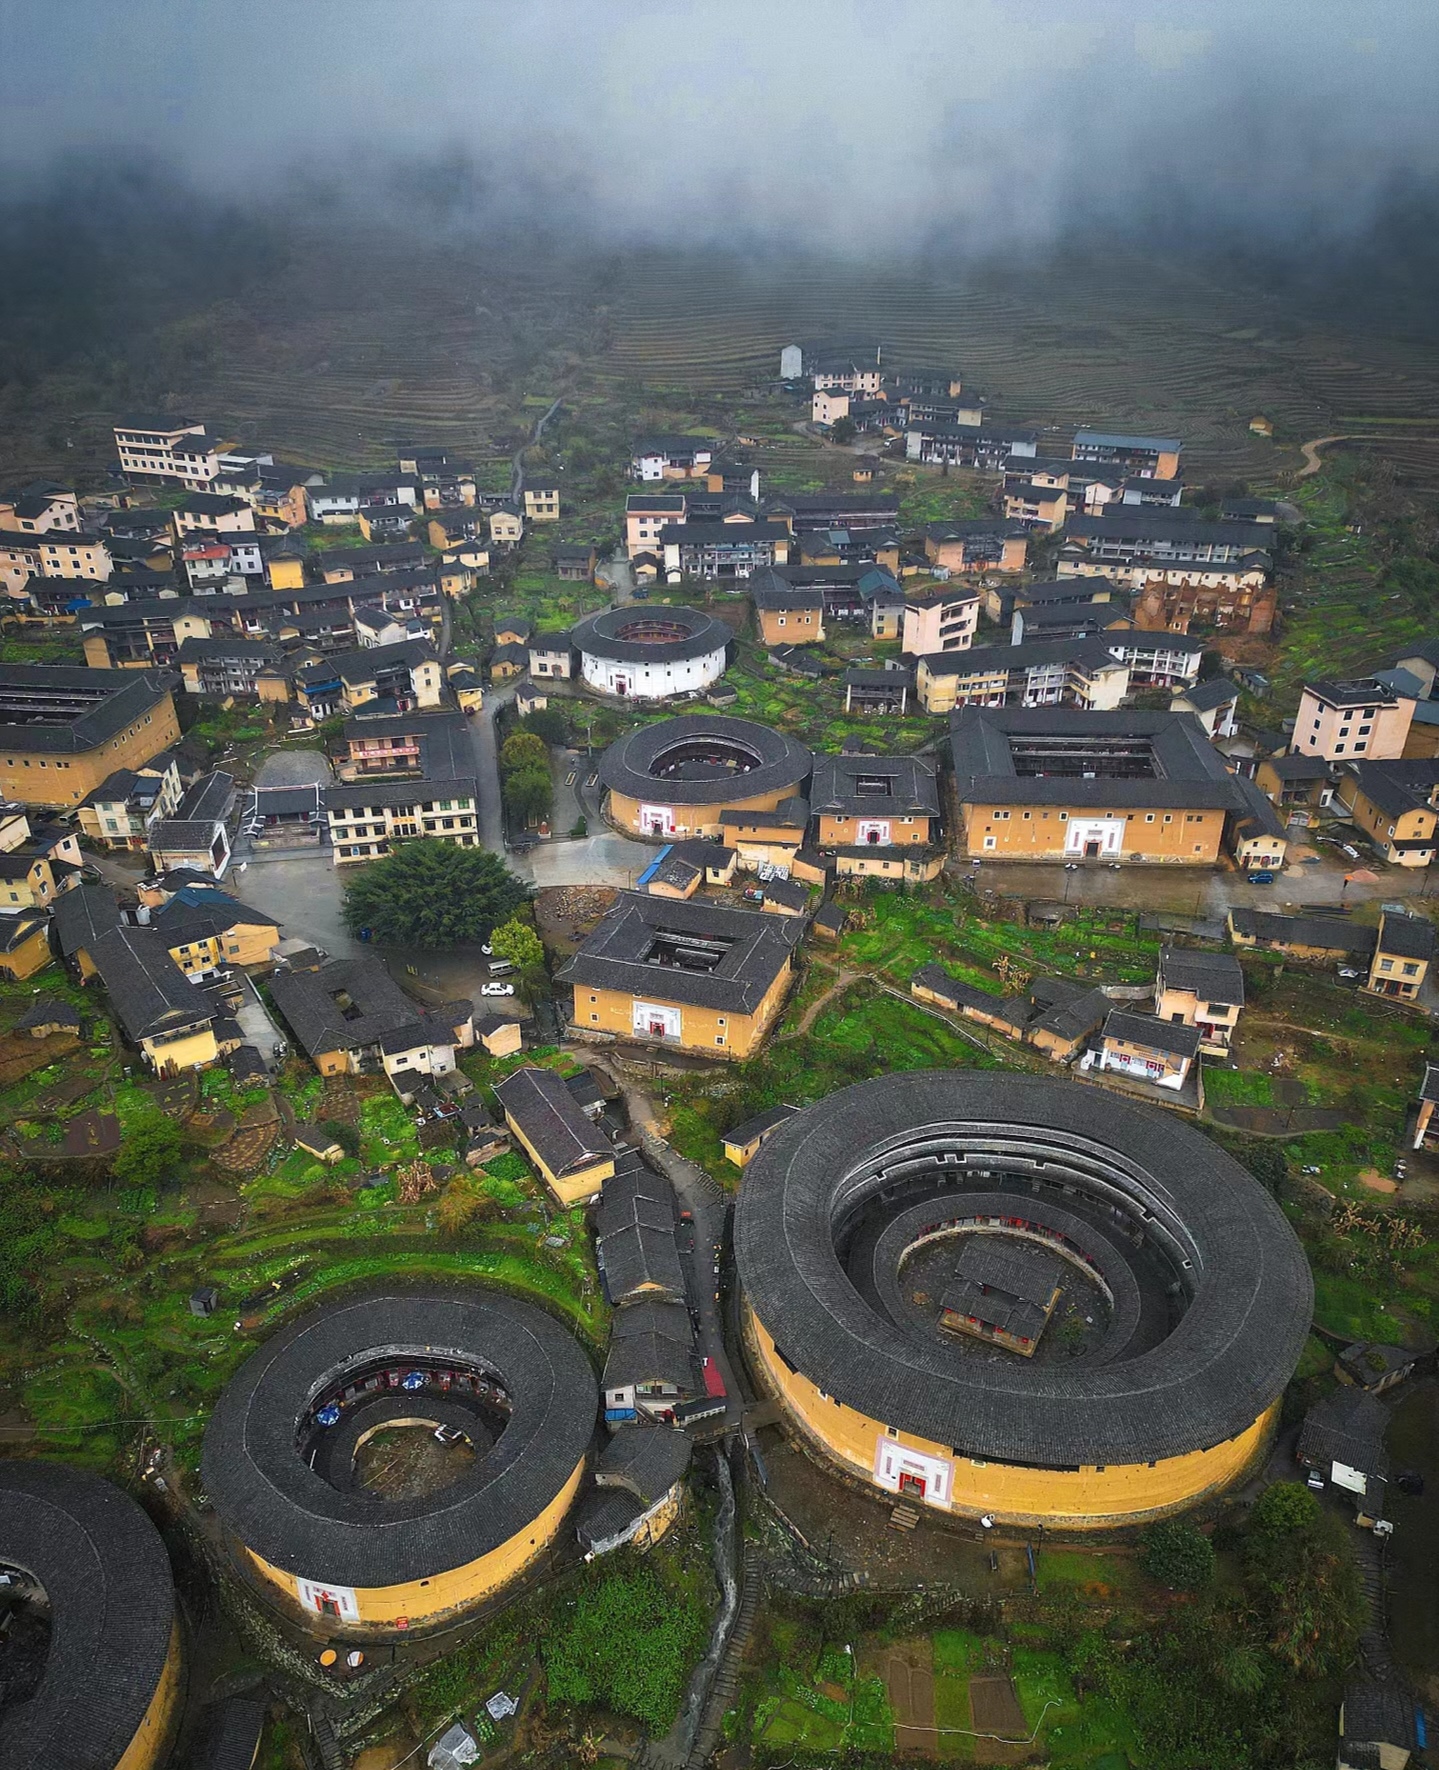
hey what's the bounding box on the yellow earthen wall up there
[115,1619,182,1770]
[245,1454,586,1631]
[960,802,1226,864]
[749,1311,1273,1528]
[572,964,790,1060]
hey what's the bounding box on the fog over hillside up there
[3,0,1438,261]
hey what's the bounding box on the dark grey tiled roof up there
[558,892,802,1015]
[595,1164,673,1241]
[182,1698,268,1770]
[1102,1009,1201,1061]
[1299,1388,1389,1483]
[1263,753,1331,780]
[599,714,811,809]
[201,1289,596,1588]
[495,1066,612,1179]
[725,1104,801,1147]
[1158,947,1244,1006]
[0,665,173,754]
[949,706,1244,811]
[571,605,728,665]
[91,924,213,1041]
[1228,908,1377,956]
[599,1222,686,1303]
[270,956,425,1057]
[0,1462,175,1770]
[575,1487,644,1551]
[1377,910,1436,961]
[1176,676,1239,712]
[595,1425,691,1504]
[1231,775,1287,842]
[735,1071,1311,1467]
[810,750,939,818]
[602,1330,696,1392]
[1342,1681,1417,1752]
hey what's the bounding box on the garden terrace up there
[0,1462,178,1770]
[736,1071,1312,1526]
[201,1287,597,1633]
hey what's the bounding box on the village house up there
[949,706,1243,865]
[495,1066,615,1206]
[638,840,737,900]
[554,543,597,583]
[716,797,810,869]
[528,634,573,679]
[146,770,234,879]
[1332,758,1439,866]
[1365,909,1435,1001]
[1071,430,1182,480]
[0,912,57,980]
[1337,1682,1416,1770]
[900,587,980,657]
[1226,907,1378,969]
[356,503,412,543]
[0,528,113,595]
[810,748,942,881]
[1414,1062,1439,1149]
[113,417,226,488]
[152,884,280,977]
[325,767,479,863]
[625,493,688,557]
[576,1428,692,1557]
[488,504,525,547]
[1253,752,1332,822]
[906,425,1038,470]
[293,638,443,721]
[317,540,428,583]
[751,573,825,646]
[177,637,292,702]
[797,527,901,573]
[1154,947,1244,1054]
[630,438,716,482]
[915,638,1131,716]
[271,954,473,1079]
[90,921,234,1074]
[1003,478,1070,532]
[837,667,907,717]
[174,493,257,539]
[522,481,560,522]
[659,518,793,581]
[923,520,1028,575]
[0,481,81,534]
[1292,678,1415,763]
[353,607,428,650]
[181,534,264,590]
[601,1291,697,1428]
[559,892,802,1059]
[78,750,186,850]
[1091,1008,1201,1092]
[1169,676,1240,739]
[984,574,1127,626]
[720,1103,801,1169]
[1227,775,1290,874]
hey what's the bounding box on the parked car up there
[480,982,515,998]
[1247,870,1276,885]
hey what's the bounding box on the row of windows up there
[985,809,1209,824]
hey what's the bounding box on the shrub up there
[1140,1518,1215,1590]
[543,1557,709,1730]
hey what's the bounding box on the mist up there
[4,0,1439,260]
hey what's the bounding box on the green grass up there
[1310,1270,1410,1344]
[1011,1647,1136,1769]
[1202,1068,1279,1109]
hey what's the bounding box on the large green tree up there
[490,917,550,1002]
[1140,1518,1215,1590]
[112,1111,182,1189]
[341,839,529,948]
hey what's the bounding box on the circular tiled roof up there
[735,1071,1312,1468]
[0,1462,175,1770]
[202,1288,596,1588]
[571,605,730,665]
[598,713,811,807]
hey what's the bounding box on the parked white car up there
[480,982,515,998]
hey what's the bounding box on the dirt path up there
[777,967,860,1038]
[1297,434,1350,478]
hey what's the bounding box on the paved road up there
[599,548,635,606]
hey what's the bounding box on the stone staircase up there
[685,1560,763,1769]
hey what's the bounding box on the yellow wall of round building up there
[243,1455,586,1633]
[609,784,798,840]
[115,1620,183,1770]
[748,1309,1274,1529]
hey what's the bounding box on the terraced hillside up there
[593,245,1439,481]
